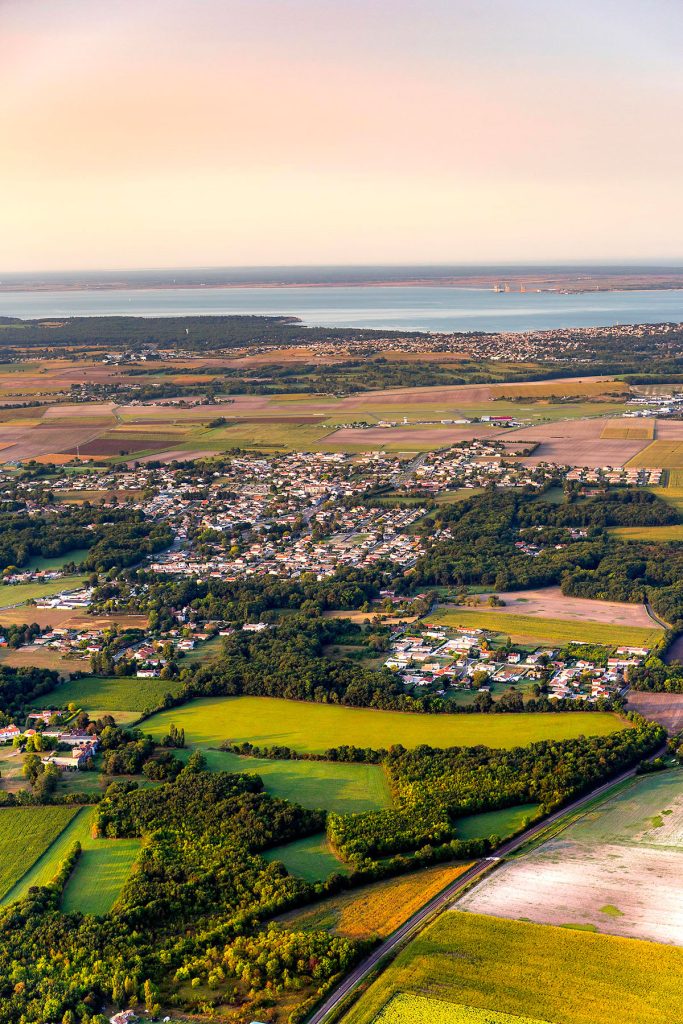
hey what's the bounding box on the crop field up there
[471,586,655,629]
[371,994,550,1024]
[647,484,683,513]
[609,524,683,542]
[263,832,348,882]
[600,418,655,440]
[0,806,79,900]
[178,748,391,812]
[39,673,184,713]
[511,417,651,469]
[625,692,683,732]
[0,573,89,609]
[627,440,683,469]
[429,608,661,647]
[3,806,141,911]
[143,696,628,753]
[342,912,683,1024]
[282,863,474,939]
[455,804,539,841]
[457,770,683,945]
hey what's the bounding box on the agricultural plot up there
[0,645,86,674]
[342,912,683,1024]
[600,418,654,440]
[609,524,683,542]
[281,863,473,939]
[455,804,539,842]
[40,673,184,714]
[472,586,655,629]
[0,806,79,900]
[626,692,683,732]
[177,748,392,813]
[457,770,683,945]
[143,695,628,754]
[263,832,348,882]
[371,994,550,1024]
[627,440,683,469]
[430,607,661,647]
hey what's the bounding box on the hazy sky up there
[2,0,682,271]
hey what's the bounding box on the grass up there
[370,994,550,1024]
[22,548,90,571]
[0,806,79,900]
[647,485,683,514]
[609,524,683,542]
[627,441,683,469]
[176,748,392,813]
[342,912,683,1024]
[262,832,348,882]
[2,807,140,912]
[39,674,185,714]
[567,769,683,849]
[281,862,474,939]
[429,608,661,647]
[0,574,89,609]
[455,804,540,841]
[142,696,628,754]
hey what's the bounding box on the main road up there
[306,755,660,1024]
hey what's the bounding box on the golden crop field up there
[609,524,683,542]
[429,608,661,647]
[627,441,683,469]
[600,419,654,440]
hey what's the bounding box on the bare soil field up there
[511,419,650,468]
[457,771,683,945]
[64,437,172,456]
[655,421,683,439]
[324,425,496,448]
[478,587,654,628]
[133,448,221,464]
[625,692,683,732]
[0,424,109,463]
[0,646,86,675]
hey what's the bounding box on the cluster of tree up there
[628,657,683,693]
[0,665,60,725]
[0,622,42,649]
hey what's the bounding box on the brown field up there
[626,441,683,469]
[0,646,86,675]
[64,437,172,456]
[626,692,683,732]
[0,425,110,463]
[323,609,419,623]
[40,403,117,420]
[652,420,683,439]
[477,587,654,629]
[324,425,495,449]
[512,418,650,468]
[132,448,221,464]
[33,453,96,465]
[496,379,627,399]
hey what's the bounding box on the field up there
[0,574,88,609]
[40,673,185,713]
[457,770,683,944]
[626,692,683,732]
[627,440,683,469]
[609,524,683,542]
[341,912,683,1024]
[470,586,655,629]
[281,863,474,939]
[429,608,661,647]
[371,994,550,1024]
[262,833,348,882]
[455,804,539,841]
[2,806,140,912]
[600,418,655,440]
[22,548,90,571]
[142,696,628,754]
[0,645,86,674]
[0,806,79,900]
[510,417,651,469]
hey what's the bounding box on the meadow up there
[342,912,683,1024]
[41,673,185,713]
[2,806,140,913]
[22,548,91,571]
[454,804,539,841]
[263,833,348,882]
[176,747,392,813]
[281,862,473,939]
[0,806,79,900]
[142,696,628,754]
[0,574,89,609]
[609,524,683,542]
[429,608,661,647]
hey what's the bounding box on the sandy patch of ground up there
[479,587,654,628]
[626,692,683,732]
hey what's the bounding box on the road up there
[306,755,660,1024]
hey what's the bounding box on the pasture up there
[41,673,184,713]
[0,574,89,609]
[455,804,539,842]
[0,806,79,900]
[457,770,683,945]
[342,912,683,1024]
[142,696,628,754]
[609,524,683,542]
[429,608,661,647]
[471,586,655,629]
[22,548,90,571]
[282,862,473,939]
[262,833,348,882]
[177,747,392,813]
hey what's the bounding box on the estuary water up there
[1,285,682,332]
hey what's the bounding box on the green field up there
[430,608,661,647]
[0,806,79,899]
[0,574,89,609]
[177,747,392,813]
[263,832,348,882]
[2,806,140,912]
[40,674,185,713]
[455,804,540,842]
[609,524,683,542]
[142,696,628,754]
[371,994,549,1024]
[567,769,683,849]
[342,912,683,1024]
[22,548,91,572]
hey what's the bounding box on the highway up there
[306,756,658,1024]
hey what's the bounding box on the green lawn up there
[143,696,628,754]
[2,806,140,913]
[0,806,79,900]
[455,804,540,842]
[342,912,683,1024]
[263,832,348,882]
[0,574,89,609]
[39,674,184,714]
[430,608,661,648]
[176,747,392,813]
[22,548,91,572]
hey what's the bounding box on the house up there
[0,724,21,743]
[110,1012,137,1024]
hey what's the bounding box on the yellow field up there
[281,863,473,939]
[429,609,661,647]
[609,524,683,542]
[495,380,628,399]
[626,441,683,469]
[600,419,654,440]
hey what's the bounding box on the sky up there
[1,0,682,271]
